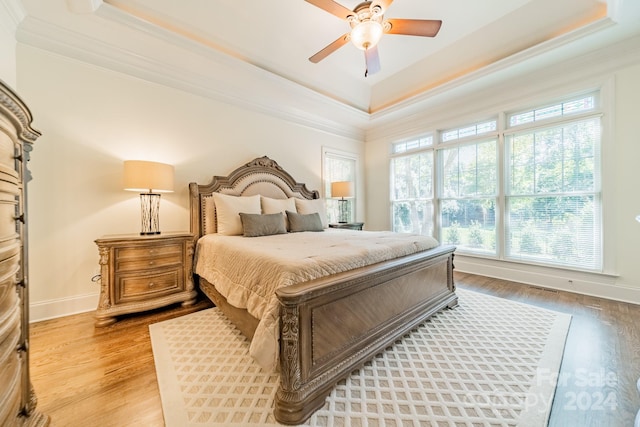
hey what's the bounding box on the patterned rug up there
[149,289,571,426]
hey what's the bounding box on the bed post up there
[189,182,202,238]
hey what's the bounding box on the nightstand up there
[94,232,197,327]
[328,222,364,230]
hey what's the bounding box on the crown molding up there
[369,17,616,123]
[0,0,26,32]
[66,0,102,14]
[17,10,369,141]
[366,32,640,142]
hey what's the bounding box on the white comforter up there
[194,229,439,371]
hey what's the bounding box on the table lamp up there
[123,160,174,235]
[331,181,354,223]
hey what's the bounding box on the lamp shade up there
[331,181,354,198]
[123,160,174,193]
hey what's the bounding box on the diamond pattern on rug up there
[150,289,570,427]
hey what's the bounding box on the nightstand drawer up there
[115,253,182,272]
[117,269,181,301]
[116,243,183,261]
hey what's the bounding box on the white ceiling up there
[14,0,640,136]
[100,0,608,112]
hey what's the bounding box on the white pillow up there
[261,196,296,215]
[294,198,328,228]
[261,196,297,231]
[213,193,261,235]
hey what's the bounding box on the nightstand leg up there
[181,298,197,307]
[94,316,117,328]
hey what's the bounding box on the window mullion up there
[497,112,506,260]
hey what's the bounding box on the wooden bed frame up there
[189,156,457,424]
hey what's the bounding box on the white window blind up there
[391,150,434,235]
[505,117,601,269]
[324,151,357,224]
[391,91,603,272]
[439,140,498,255]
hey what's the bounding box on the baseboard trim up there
[454,255,640,306]
[29,292,98,323]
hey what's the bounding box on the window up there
[391,148,434,235]
[392,135,433,154]
[440,139,498,255]
[390,91,602,271]
[505,117,601,269]
[508,94,596,127]
[441,120,497,143]
[323,149,357,224]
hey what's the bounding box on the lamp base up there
[140,193,162,235]
[338,198,349,224]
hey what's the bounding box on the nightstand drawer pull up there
[148,282,155,288]
[148,261,155,266]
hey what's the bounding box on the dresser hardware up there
[15,213,25,223]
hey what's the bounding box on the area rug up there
[149,289,571,426]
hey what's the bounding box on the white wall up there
[16,45,364,321]
[0,0,21,87]
[365,38,640,304]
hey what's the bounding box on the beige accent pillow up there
[294,198,328,228]
[212,193,261,235]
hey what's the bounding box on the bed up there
[189,156,457,424]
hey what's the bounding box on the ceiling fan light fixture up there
[350,20,383,50]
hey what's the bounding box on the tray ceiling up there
[15,0,640,136]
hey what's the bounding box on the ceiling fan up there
[305,0,442,77]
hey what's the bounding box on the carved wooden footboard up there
[275,245,456,424]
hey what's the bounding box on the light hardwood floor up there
[29,273,640,426]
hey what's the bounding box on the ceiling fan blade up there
[385,19,442,37]
[364,46,381,77]
[309,33,350,63]
[304,0,354,20]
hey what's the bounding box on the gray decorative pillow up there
[286,210,324,233]
[239,212,287,237]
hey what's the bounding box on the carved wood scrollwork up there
[97,247,111,309]
[246,156,283,171]
[185,240,195,292]
[279,305,302,393]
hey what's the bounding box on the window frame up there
[322,147,359,224]
[390,140,436,236]
[388,89,605,273]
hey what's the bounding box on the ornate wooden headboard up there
[189,156,320,238]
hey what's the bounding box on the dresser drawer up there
[116,269,181,303]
